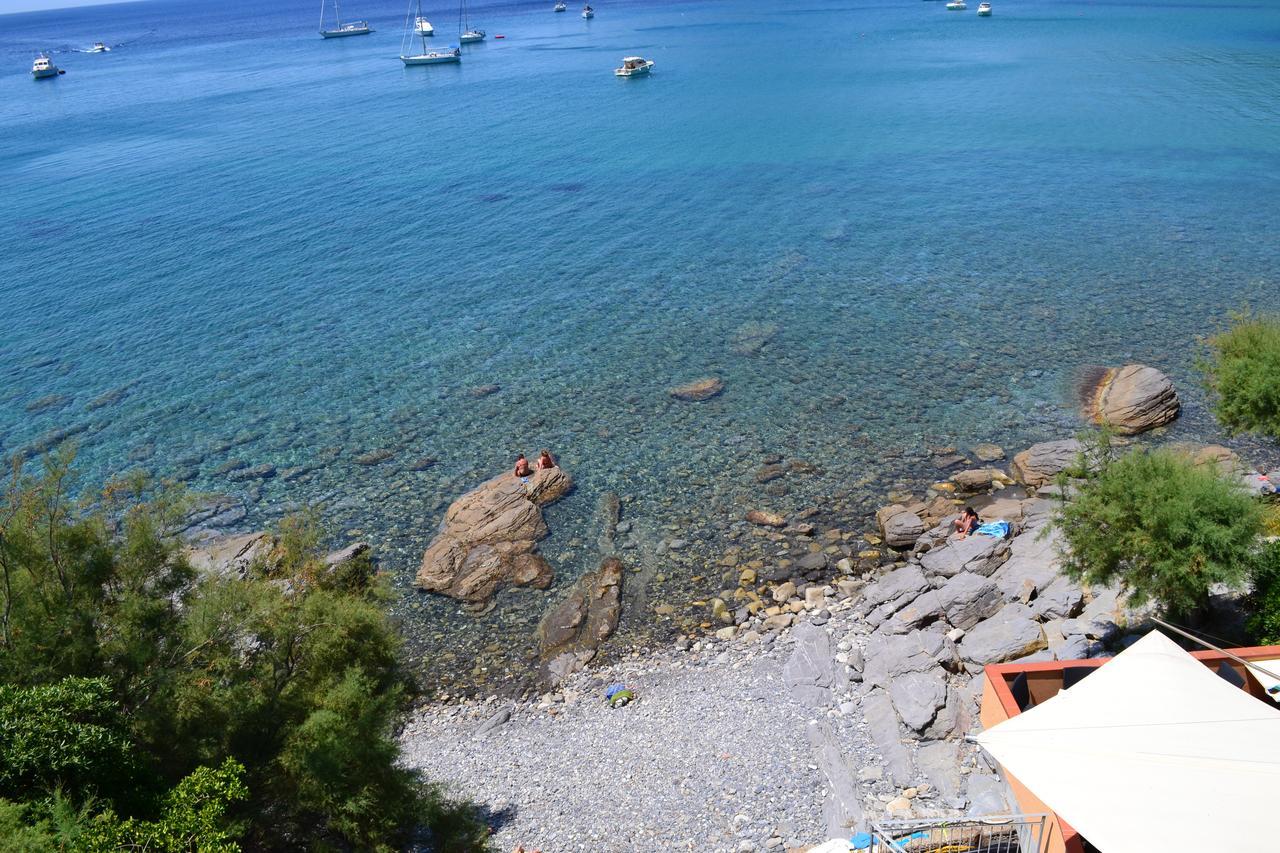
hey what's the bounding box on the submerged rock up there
[669,377,725,402]
[746,509,787,528]
[416,466,573,603]
[353,448,394,466]
[538,556,624,662]
[1082,363,1180,435]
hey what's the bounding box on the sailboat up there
[554,1,567,10]
[401,0,461,64]
[320,0,372,37]
[459,0,485,43]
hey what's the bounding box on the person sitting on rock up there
[952,506,980,540]
[514,453,533,481]
[536,449,556,470]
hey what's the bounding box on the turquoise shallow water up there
[2,0,1278,690]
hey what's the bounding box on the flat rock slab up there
[916,740,964,801]
[862,628,957,689]
[862,690,915,787]
[416,466,573,602]
[934,572,1002,631]
[807,719,865,838]
[919,535,1010,579]
[887,669,948,732]
[959,602,1046,665]
[1011,439,1083,488]
[783,622,847,707]
[538,557,625,682]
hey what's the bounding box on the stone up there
[966,773,1010,816]
[473,707,511,738]
[185,531,273,580]
[934,572,1003,631]
[877,505,926,548]
[950,468,1004,493]
[888,669,948,731]
[669,376,725,401]
[408,456,439,471]
[863,690,916,787]
[1032,576,1084,620]
[763,613,794,631]
[755,463,786,483]
[782,622,848,707]
[226,462,276,482]
[804,586,827,609]
[991,526,1063,601]
[470,383,501,397]
[772,581,797,602]
[807,720,864,838]
[1084,364,1180,435]
[919,535,1010,579]
[973,443,1005,462]
[746,509,787,528]
[862,628,958,689]
[353,448,394,466]
[416,466,573,603]
[538,556,625,664]
[715,626,737,641]
[861,564,929,612]
[1011,439,1084,488]
[886,797,912,814]
[959,602,1046,665]
[916,741,963,800]
[796,552,828,572]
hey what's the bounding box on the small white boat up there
[31,53,61,78]
[977,2,992,14]
[89,42,109,53]
[457,0,484,42]
[945,0,966,8]
[414,16,434,35]
[402,45,461,64]
[582,4,594,18]
[460,29,485,42]
[320,0,372,37]
[554,1,566,10]
[614,55,653,77]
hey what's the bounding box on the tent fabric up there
[976,630,1280,853]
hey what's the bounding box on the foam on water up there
[1,0,1278,691]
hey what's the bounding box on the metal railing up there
[866,814,1049,853]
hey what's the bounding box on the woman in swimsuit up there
[536,449,556,470]
[952,506,980,540]
[514,453,533,479]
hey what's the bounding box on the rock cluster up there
[416,466,573,603]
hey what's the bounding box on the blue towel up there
[977,520,1010,538]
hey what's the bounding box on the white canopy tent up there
[975,630,1280,853]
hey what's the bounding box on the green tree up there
[1247,540,1280,645]
[1199,310,1280,439]
[1052,433,1264,618]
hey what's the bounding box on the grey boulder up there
[1011,439,1083,488]
[959,602,1046,665]
[935,572,1003,630]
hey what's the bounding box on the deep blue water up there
[2,0,1278,688]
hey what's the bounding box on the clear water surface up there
[2,0,1278,691]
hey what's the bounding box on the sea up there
[2,0,1278,692]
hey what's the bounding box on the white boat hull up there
[460,31,485,42]
[32,68,59,78]
[977,8,991,14]
[582,10,594,17]
[321,26,373,37]
[615,63,653,77]
[401,52,461,65]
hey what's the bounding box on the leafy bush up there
[1247,540,1280,645]
[1052,434,1264,617]
[0,453,489,851]
[1199,310,1280,439]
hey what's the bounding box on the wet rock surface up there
[669,377,726,401]
[1084,363,1180,435]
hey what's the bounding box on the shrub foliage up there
[1052,433,1263,617]
[0,452,489,851]
[1199,310,1280,439]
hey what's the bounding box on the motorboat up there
[582,4,594,18]
[554,1,566,10]
[401,45,461,64]
[31,53,61,78]
[977,2,992,14]
[89,42,109,53]
[614,56,653,77]
[414,16,434,35]
[945,0,966,8]
[320,0,373,37]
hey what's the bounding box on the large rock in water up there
[669,377,725,401]
[1084,364,1180,435]
[538,556,624,681]
[876,504,926,548]
[416,466,573,602]
[1011,439,1084,488]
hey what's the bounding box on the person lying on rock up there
[514,453,533,481]
[536,449,556,470]
[952,506,980,540]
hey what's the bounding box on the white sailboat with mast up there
[459,0,485,43]
[319,0,372,38]
[401,0,461,64]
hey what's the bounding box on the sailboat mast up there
[418,0,427,51]
[334,0,343,27]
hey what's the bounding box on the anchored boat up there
[31,52,61,78]
[320,0,372,37]
[977,2,992,15]
[582,4,594,18]
[614,55,653,77]
[459,0,485,43]
[402,0,461,64]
